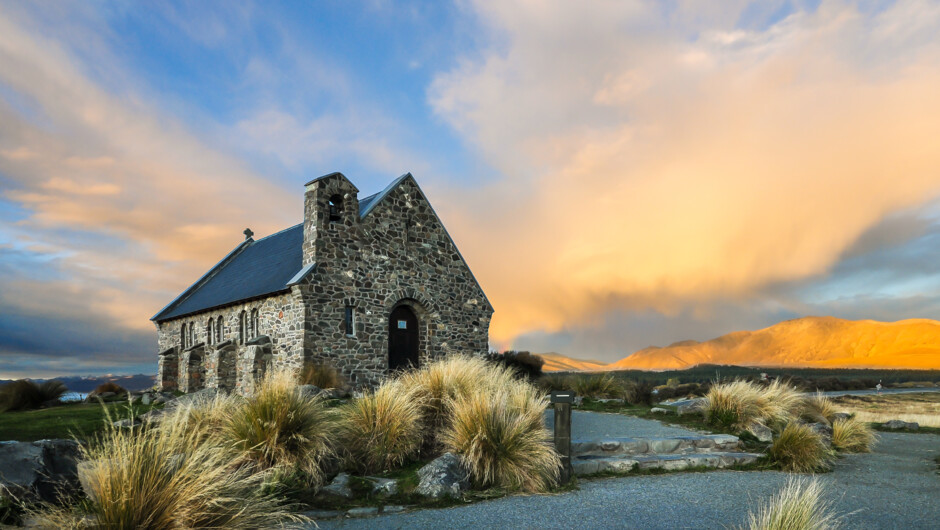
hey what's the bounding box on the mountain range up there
[541,316,940,371]
[0,374,156,392]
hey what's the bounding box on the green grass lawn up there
[0,401,160,441]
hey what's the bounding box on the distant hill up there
[0,374,156,392]
[539,352,608,372]
[608,316,940,370]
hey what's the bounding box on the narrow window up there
[180,326,186,349]
[328,194,343,223]
[216,315,223,343]
[207,318,213,346]
[344,306,355,337]
[251,309,259,338]
[189,323,194,347]
[238,310,246,344]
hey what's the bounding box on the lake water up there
[61,391,88,402]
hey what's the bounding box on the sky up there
[3,0,940,377]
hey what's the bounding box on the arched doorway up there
[389,305,419,370]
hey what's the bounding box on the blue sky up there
[2,0,940,377]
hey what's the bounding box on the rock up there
[153,395,167,405]
[141,393,152,405]
[882,420,919,430]
[138,408,170,424]
[112,419,140,429]
[573,396,584,406]
[166,388,218,409]
[299,509,344,520]
[368,477,398,496]
[596,398,625,404]
[747,422,774,443]
[830,412,852,422]
[347,507,378,517]
[296,385,324,400]
[76,460,98,503]
[382,505,406,514]
[805,422,833,446]
[676,399,704,416]
[318,472,353,500]
[327,388,348,399]
[416,453,469,499]
[0,439,82,504]
[650,407,669,414]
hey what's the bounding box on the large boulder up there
[0,439,82,504]
[882,420,919,430]
[317,472,353,500]
[166,388,218,409]
[416,453,469,499]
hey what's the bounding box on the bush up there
[485,350,545,381]
[831,418,876,453]
[768,423,834,473]
[398,355,516,448]
[0,379,67,412]
[441,380,560,492]
[222,368,335,484]
[624,380,656,406]
[801,392,837,425]
[741,476,843,530]
[654,383,704,401]
[537,373,573,393]
[90,381,127,397]
[703,380,804,431]
[570,374,623,399]
[300,362,345,390]
[338,380,423,474]
[36,407,300,529]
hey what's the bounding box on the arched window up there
[180,325,186,349]
[206,318,214,346]
[250,308,259,339]
[189,323,194,347]
[238,310,246,344]
[216,315,223,343]
[328,194,343,223]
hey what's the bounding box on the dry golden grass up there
[831,418,876,453]
[441,380,560,492]
[221,368,336,483]
[768,423,834,473]
[35,407,301,529]
[801,392,838,425]
[703,380,805,431]
[338,379,423,474]
[570,373,623,399]
[300,362,345,390]
[830,392,940,427]
[741,476,842,530]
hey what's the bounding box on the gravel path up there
[546,409,701,439]
[312,419,940,529]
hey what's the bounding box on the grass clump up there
[570,374,622,399]
[37,409,300,529]
[831,418,876,453]
[0,380,68,412]
[703,380,804,431]
[339,380,423,474]
[801,392,837,425]
[768,423,834,473]
[301,362,345,390]
[740,476,842,530]
[441,381,560,492]
[222,368,335,483]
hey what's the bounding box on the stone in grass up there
[296,385,324,400]
[318,472,354,500]
[650,407,670,414]
[0,439,82,504]
[382,505,406,514]
[416,452,469,499]
[805,422,833,446]
[112,418,140,429]
[882,420,919,430]
[830,412,851,422]
[747,422,774,443]
[347,507,379,517]
[367,477,398,496]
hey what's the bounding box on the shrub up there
[92,381,128,395]
[441,380,560,492]
[768,423,834,473]
[537,373,573,393]
[831,418,876,453]
[36,408,300,529]
[570,374,623,399]
[398,355,516,447]
[222,368,335,483]
[300,362,345,390]
[654,383,704,401]
[0,379,67,412]
[741,476,843,530]
[485,350,545,381]
[801,392,837,425]
[624,380,656,406]
[338,380,423,474]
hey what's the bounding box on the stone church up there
[152,172,493,394]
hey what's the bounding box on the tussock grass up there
[570,374,624,399]
[831,418,876,453]
[801,392,837,425]
[398,355,516,446]
[703,380,805,431]
[339,380,423,474]
[537,373,572,393]
[768,423,834,473]
[441,381,560,492]
[741,476,842,530]
[0,379,68,412]
[222,368,335,483]
[301,362,345,390]
[36,408,300,529]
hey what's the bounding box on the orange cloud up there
[431,1,940,344]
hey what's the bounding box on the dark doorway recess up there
[389,305,419,370]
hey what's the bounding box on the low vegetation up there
[768,423,834,473]
[338,379,423,474]
[702,380,803,431]
[801,392,837,425]
[0,401,159,441]
[300,362,345,390]
[0,379,68,412]
[831,418,876,453]
[740,476,842,530]
[90,381,127,396]
[484,350,545,381]
[831,392,940,428]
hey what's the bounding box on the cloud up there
[430,0,940,345]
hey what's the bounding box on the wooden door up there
[388,305,419,370]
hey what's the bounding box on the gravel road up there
[546,409,700,438]
[312,417,940,529]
